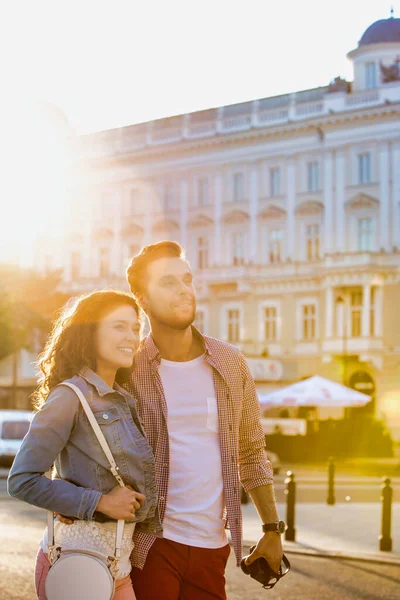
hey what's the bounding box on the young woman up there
[8,290,160,600]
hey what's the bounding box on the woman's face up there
[95,304,141,372]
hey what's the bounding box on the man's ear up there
[136,293,148,313]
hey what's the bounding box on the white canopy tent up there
[258,375,371,408]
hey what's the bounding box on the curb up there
[243,540,400,566]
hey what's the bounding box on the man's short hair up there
[126,240,186,299]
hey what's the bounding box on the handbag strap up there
[47,382,128,561]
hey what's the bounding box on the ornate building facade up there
[39,16,400,438]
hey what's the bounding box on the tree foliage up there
[0,265,71,359]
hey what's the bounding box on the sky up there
[0,0,399,264]
[5,0,400,134]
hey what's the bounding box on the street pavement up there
[1,496,399,600]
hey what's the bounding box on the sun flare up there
[1,102,71,266]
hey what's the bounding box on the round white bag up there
[45,550,115,600]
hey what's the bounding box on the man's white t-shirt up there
[159,354,227,548]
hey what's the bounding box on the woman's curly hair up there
[32,289,141,410]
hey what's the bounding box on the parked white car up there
[0,410,33,466]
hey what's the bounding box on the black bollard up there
[327,457,336,506]
[284,471,296,542]
[379,478,393,552]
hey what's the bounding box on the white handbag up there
[45,382,128,600]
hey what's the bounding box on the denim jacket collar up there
[79,366,127,398]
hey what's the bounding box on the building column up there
[362,283,371,337]
[323,151,334,254]
[179,178,188,249]
[374,286,383,337]
[143,184,153,246]
[249,164,259,262]
[111,192,123,276]
[286,158,296,259]
[335,149,346,252]
[82,192,93,278]
[325,285,334,338]
[379,142,390,252]
[213,172,223,265]
[392,142,400,250]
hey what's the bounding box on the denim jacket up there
[7,368,161,534]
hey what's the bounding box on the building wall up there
[36,41,400,440]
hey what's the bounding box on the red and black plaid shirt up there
[125,327,274,569]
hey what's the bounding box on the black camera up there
[240,546,290,589]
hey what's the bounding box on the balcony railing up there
[73,85,399,158]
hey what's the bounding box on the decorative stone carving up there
[295,200,324,216]
[380,58,400,83]
[187,214,214,229]
[258,205,286,220]
[152,218,180,232]
[345,193,379,211]
[222,210,250,225]
[121,222,144,238]
[92,227,114,241]
[327,76,350,93]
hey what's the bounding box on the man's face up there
[142,256,196,330]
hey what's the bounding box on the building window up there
[302,304,316,341]
[365,62,377,89]
[269,229,283,263]
[264,307,277,342]
[129,243,140,260]
[197,236,209,269]
[99,247,110,278]
[197,178,209,206]
[71,251,81,280]
[233,173,245,202]
[307,161,320,192]
[164,184,175,211]
[227,309,240,343]
[195,310,205,333]
[358,217,373,251]
[129,189,140,215]
[232,232,245,265]
[358,153,371,184]
[101,193,113,217]
[306,224,320,260]
[270,168,281,197]
[350,290,362,337]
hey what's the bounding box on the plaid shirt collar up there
[144,325,214,365]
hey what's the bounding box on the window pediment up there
[188,214,214,229]
[258,205,286,220]
[152,218,180,232]
[121,222,144,238]
[223,210,250,225]
[68,233,84,244]
[295,200,324,216]
[92,227,114,241]
[346,193,379,211]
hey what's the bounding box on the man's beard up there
[148,306,196,331]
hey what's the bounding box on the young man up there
[126,241,283,600]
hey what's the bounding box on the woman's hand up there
[95,485,145,520]
[55,485,145,523]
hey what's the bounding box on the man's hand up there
[245,532,283,574]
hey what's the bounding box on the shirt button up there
[163,463,168,468]
[103,414,109,420]
[160,497,165,502]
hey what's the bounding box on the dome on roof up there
[359,17,400,46]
